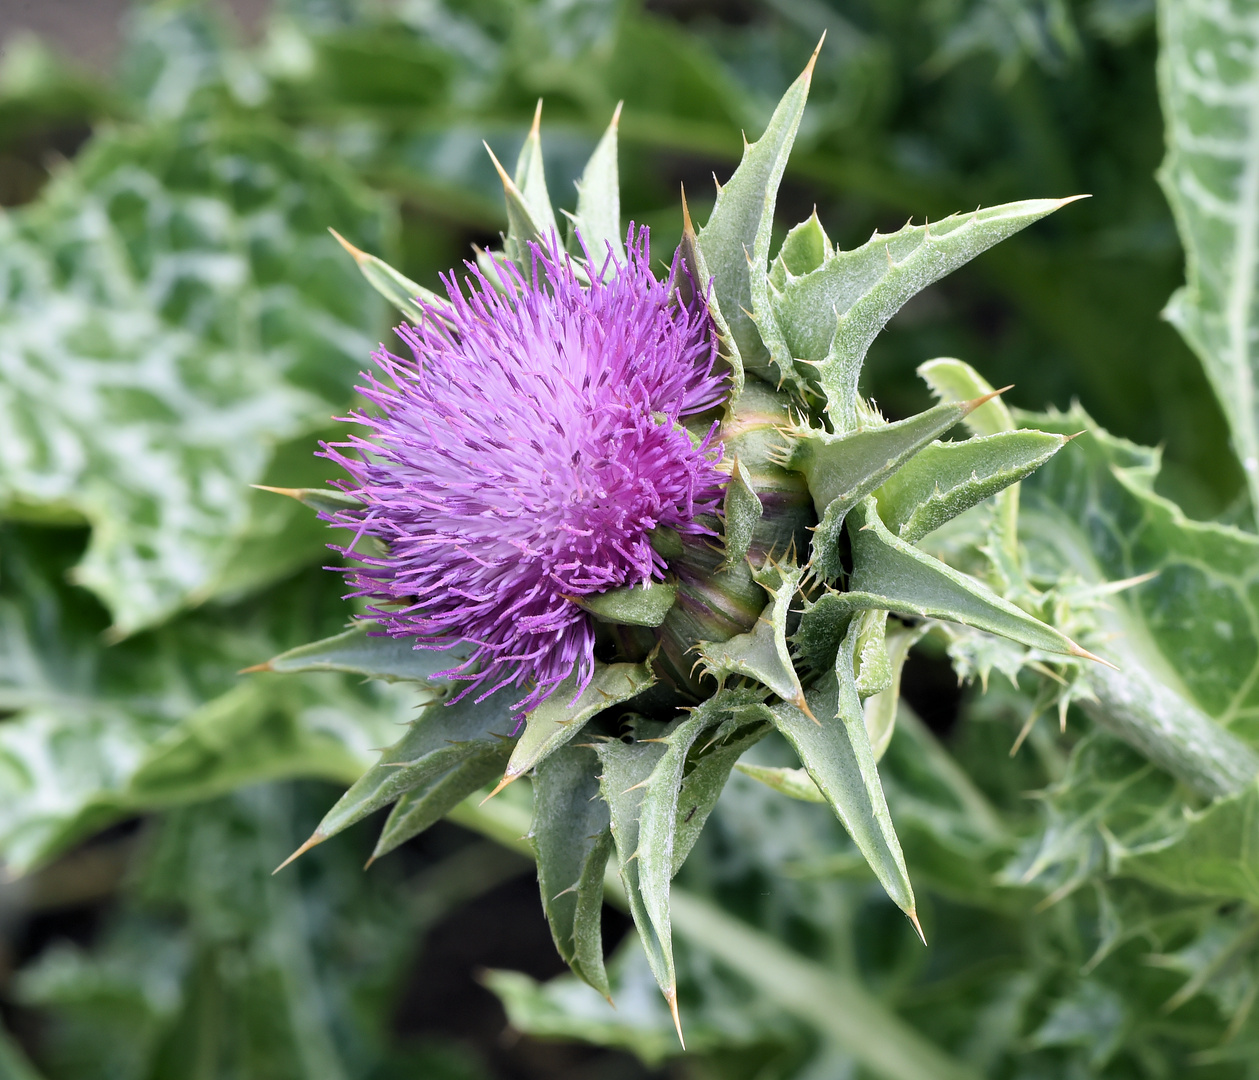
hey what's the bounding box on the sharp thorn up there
[796,693,820,725]
[251,484,304,501]
[481,773,519,803]
[610,100,623,129]
[273,832,325,874]
[665,988,686,1049]
[237,661,272,674]
[908,909,927,946]
[327,227,367,263]
[803,30,826,80]
[483,141,518,193]
[530,98,543,139]
[1068,642,1119,670]
[680,184,695,238]
[963,385,1014,413]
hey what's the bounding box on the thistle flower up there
[269,57,1103,1034]
[321,228,727,713]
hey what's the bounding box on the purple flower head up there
[322,227,728,712]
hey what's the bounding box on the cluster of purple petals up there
[322,227,728,713]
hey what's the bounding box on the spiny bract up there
[258,42,1103,1037]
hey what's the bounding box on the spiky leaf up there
[513,103,560,242]
[568,105,624,270]
[499,659,656,789]
[768,210,830,288]
[790,399,976,577]
[695,46,818,388]
[328,228,444,324]
[875,429,1067,544]
[770,199,1080,427]
[864,622,925,762]
[295,688,517,853]
[720,456,764,569]
[371,746,512,859]
[531,744,614,997]
[917,357,1014,436]
[770,629,917,922]
[734,762,827,803]
[842,498,1089,658]
[593,721,677,1011]
[253,623,462,692]
[696,562,805,708]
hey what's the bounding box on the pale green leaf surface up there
[568,106,624,270]
[1158,0,1259,518]
[329,228,444,324]
[531,743,614,996]
[1122,782,1259,905]
[917,357,1014,436]
[852,609,892,697]
[512,106,560,244]
[256,623,463,692]
[670,711,771,871]
[734,762,827,803]
[593,721,677,1005]
[0,532,403,872]
[768,210,830,289]
[502,659,655,786]
[573,582,676,626]
[874,430,1066,544]
[864,622,925,762]
[844,498,1083,657]
[0,121,384,633]
[631,710,715,1007]
[1016,405,1259,796]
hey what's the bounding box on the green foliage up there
[1159,0,1259,522]
[0,116,385,635]
[14,784,504,1080]
[0,525,401,873]
[8,1,1259,1077]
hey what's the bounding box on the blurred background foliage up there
[0,0,1254,1078]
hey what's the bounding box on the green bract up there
[261,44,1109,1031]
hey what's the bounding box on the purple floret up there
[322,227,728,713]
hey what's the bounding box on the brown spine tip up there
[794,693,820,725]
[1068,642,1120,671]
[251,484,303,501]
[803,31,826,80]
[610,100,623,129]
[665,988,686,1049]
[483,141,519,194]
[679,184,695,238]
[908,910,927,946]
[327,227,367,264]
[962,385,1014,414]
[273,831,325,874]
[481,772,519,803]
[529,98,543,139]
[237,661,272,674]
